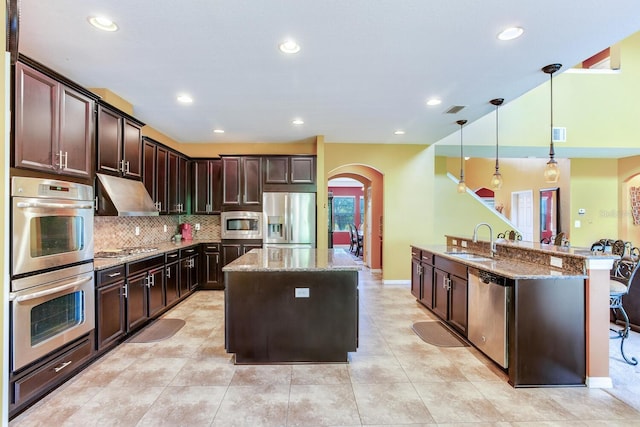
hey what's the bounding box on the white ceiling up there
[16,0,640,156]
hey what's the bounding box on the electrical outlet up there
[163,224,167,232]
[461,240,468,248]
[550,256,563,268]
[195,223,201,231]
[135,226,140,236]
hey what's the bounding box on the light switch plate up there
[295,288,310,298]
[461,240,468,248]
[550,256,563,268]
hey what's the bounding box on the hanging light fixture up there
[542,63,562,183]
[490,98,504,189]
[456,119,467,193]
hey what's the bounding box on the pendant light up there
[489,98,504,189]
[456,119,467,193]
[542,63,562,183]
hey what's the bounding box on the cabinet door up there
[242,157,262,206]
[156,146,169,214]
[192,160,211,214]
[264,157,288,184]
[190,254,200,291]
[96,280,126,351]
[432,269,449,321]
[59,86,94,178]
[14,62,58,173]
[97,105,123,175]
[222,244,242,266]
[203,246,221,290]
[211,159,222,213]
[178,155,189,213]
[126,274,148,332]
[165,261,180,306]
[222,157,241,205]
[448,275,468,335]
[420,264,434,309]
[179,258,191,297]
[143,141,157,200]
[147,268,165,318]
[168,151,180,213]
[122,120,142,179]
[290,157,315,184]
[411,257,421,299]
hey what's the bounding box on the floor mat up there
[127,318,186,343]
[411,321,469,347]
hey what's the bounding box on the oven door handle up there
[16,201,94,210]
[9,276,92,302]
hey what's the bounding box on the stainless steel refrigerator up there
[263,192,316,247]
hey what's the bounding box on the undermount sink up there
[445,252,493,262]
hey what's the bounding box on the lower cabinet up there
[431,256,469,336]
[202,243,222,290]
[165,251,180,307]
[411,247,435,309]
[126,255,165,333]
[180,246,200,296]
[222,240,262,266]
[96,265,126,351]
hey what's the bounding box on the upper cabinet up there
[142,137,168,214]
[96,102,144,180]
[192,159,222,214]
[263,155,316,192]
[222,156,262,210]
[168,151,189,214]
[13,60,97,179]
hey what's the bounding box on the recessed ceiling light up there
[177,94,193,104]
[292,119,304,125]
[394,130,405,135]
[213,129,225,134]
[426,98,442,106]
[88,15,118,32]
[279,39,301,54]
[497,26,524,41]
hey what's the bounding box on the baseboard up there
[586,376,613,388]
[383,280,410,285]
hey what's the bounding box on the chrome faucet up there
[473,223,496,257]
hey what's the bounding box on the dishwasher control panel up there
[478,270,507,286]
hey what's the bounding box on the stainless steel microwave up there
[221,211,263,240]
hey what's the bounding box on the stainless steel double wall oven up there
[10,177,95,371]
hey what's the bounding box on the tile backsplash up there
[94,215,221,250]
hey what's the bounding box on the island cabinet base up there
[509,277,586,387]
[224,270,359,364]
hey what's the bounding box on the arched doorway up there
[328,165,383,271]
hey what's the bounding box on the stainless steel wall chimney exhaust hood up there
[95,173,159,216]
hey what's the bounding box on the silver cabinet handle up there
[126,161,130,174]
[54,360,72,373]
[123,284,128,298]
[166,266,171,279]
[64,151,69,169]
[108,272,121,278]
[120,159,127,173]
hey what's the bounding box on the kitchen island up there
[223,248,359,364]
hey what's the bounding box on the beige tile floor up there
[10,266,640,426]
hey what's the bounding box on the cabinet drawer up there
[96,265,126,287]
[202,243,220,253]
[411,247,421,259]
[421,251,434,266]
[165,250,179,262]
[434,256,467,279]
[180,246,199,258]
[127,254,164,276]
[12,336,93,407]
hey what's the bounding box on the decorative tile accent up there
[94,215,220,251]
[631,187,640,225]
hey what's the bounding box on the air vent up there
[552,127,566,142]
[445,105,465,114]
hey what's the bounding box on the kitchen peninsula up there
[223,248,359,364]
[412,235,618,388]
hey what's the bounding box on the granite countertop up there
[222,248,360,272]
[93,239,219,271]
[412,244,589,280]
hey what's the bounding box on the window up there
[333,196,355,231]
[359,196,364,226]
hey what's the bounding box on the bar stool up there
[609,258,639,365]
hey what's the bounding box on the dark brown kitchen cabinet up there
[168,151,189,214]
[96,102,144,180]
[180,246,200,295]
[192,159,222,214]
[126,255,164,333]
[222,240,262,266]
[143,138,168,214]
[433,256,468,336]
[263,156,316,191]
[222,156,262,209]
[411,247,435,309]
[14,60,96,178]
[95,265,126,352]
[201,243,222,289]
[165,251,180,307]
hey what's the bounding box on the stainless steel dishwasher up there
[468,268,511,368]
